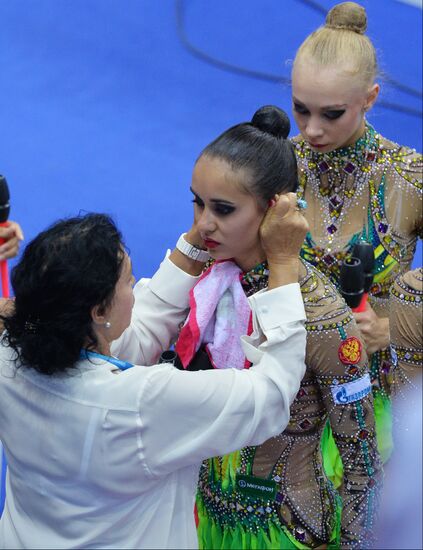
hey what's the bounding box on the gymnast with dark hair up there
[174,105,381,549]
[0,206,308,549]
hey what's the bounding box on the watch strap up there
[176,233,210,262]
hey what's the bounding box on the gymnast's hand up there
[0,220,24,260]
[353,301,390,355]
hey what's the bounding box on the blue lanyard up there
[80,349,134,371]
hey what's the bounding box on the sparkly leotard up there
[194,261,382,549]
[389,267,423,400]
[294,124,421,298]
[293,124,422,463]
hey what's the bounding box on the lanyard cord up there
[80,349,134,371]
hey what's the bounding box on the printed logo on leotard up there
[331,374,371,405]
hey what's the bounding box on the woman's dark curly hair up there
[1,213,125,375]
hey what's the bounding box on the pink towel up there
[176,260,252,370]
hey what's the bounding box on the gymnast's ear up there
[267,194,280,208]
[364,83,380,112]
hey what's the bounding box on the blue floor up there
[0,0,422,515]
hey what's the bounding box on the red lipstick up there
[204,239,220,249]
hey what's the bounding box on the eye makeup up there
[323,110,346,120]
[191,197,204,208]
[191,187,236,216]
[213,204,235,216]
[293,98,347,121]
[293,103,309,115]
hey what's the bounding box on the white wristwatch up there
[176,233,210,262]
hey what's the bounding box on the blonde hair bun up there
[325,2,367,34]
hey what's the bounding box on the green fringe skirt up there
[197,494,342,550]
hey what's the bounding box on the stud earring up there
[105,321,111,329]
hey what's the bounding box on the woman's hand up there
[184,220,205,250]
[169,219,208,276]
[353,301,390,354]
[0,221,24,260]
[0,297,15,333]
[260,193,309,289]
[260,193,308,262]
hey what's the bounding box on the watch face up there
[177,234,209,262]
[188,247,199,260]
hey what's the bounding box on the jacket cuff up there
[248,283,306,332]
[147,256,201,308]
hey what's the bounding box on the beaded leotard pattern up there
[294,124,422,392]
[295,124,421,292]
[196,261,382,549]
[389,267,423,400]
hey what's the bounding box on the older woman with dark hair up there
[0,207,308,549]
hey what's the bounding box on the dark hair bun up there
[251,105,291,139]
[326,2,367,34]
